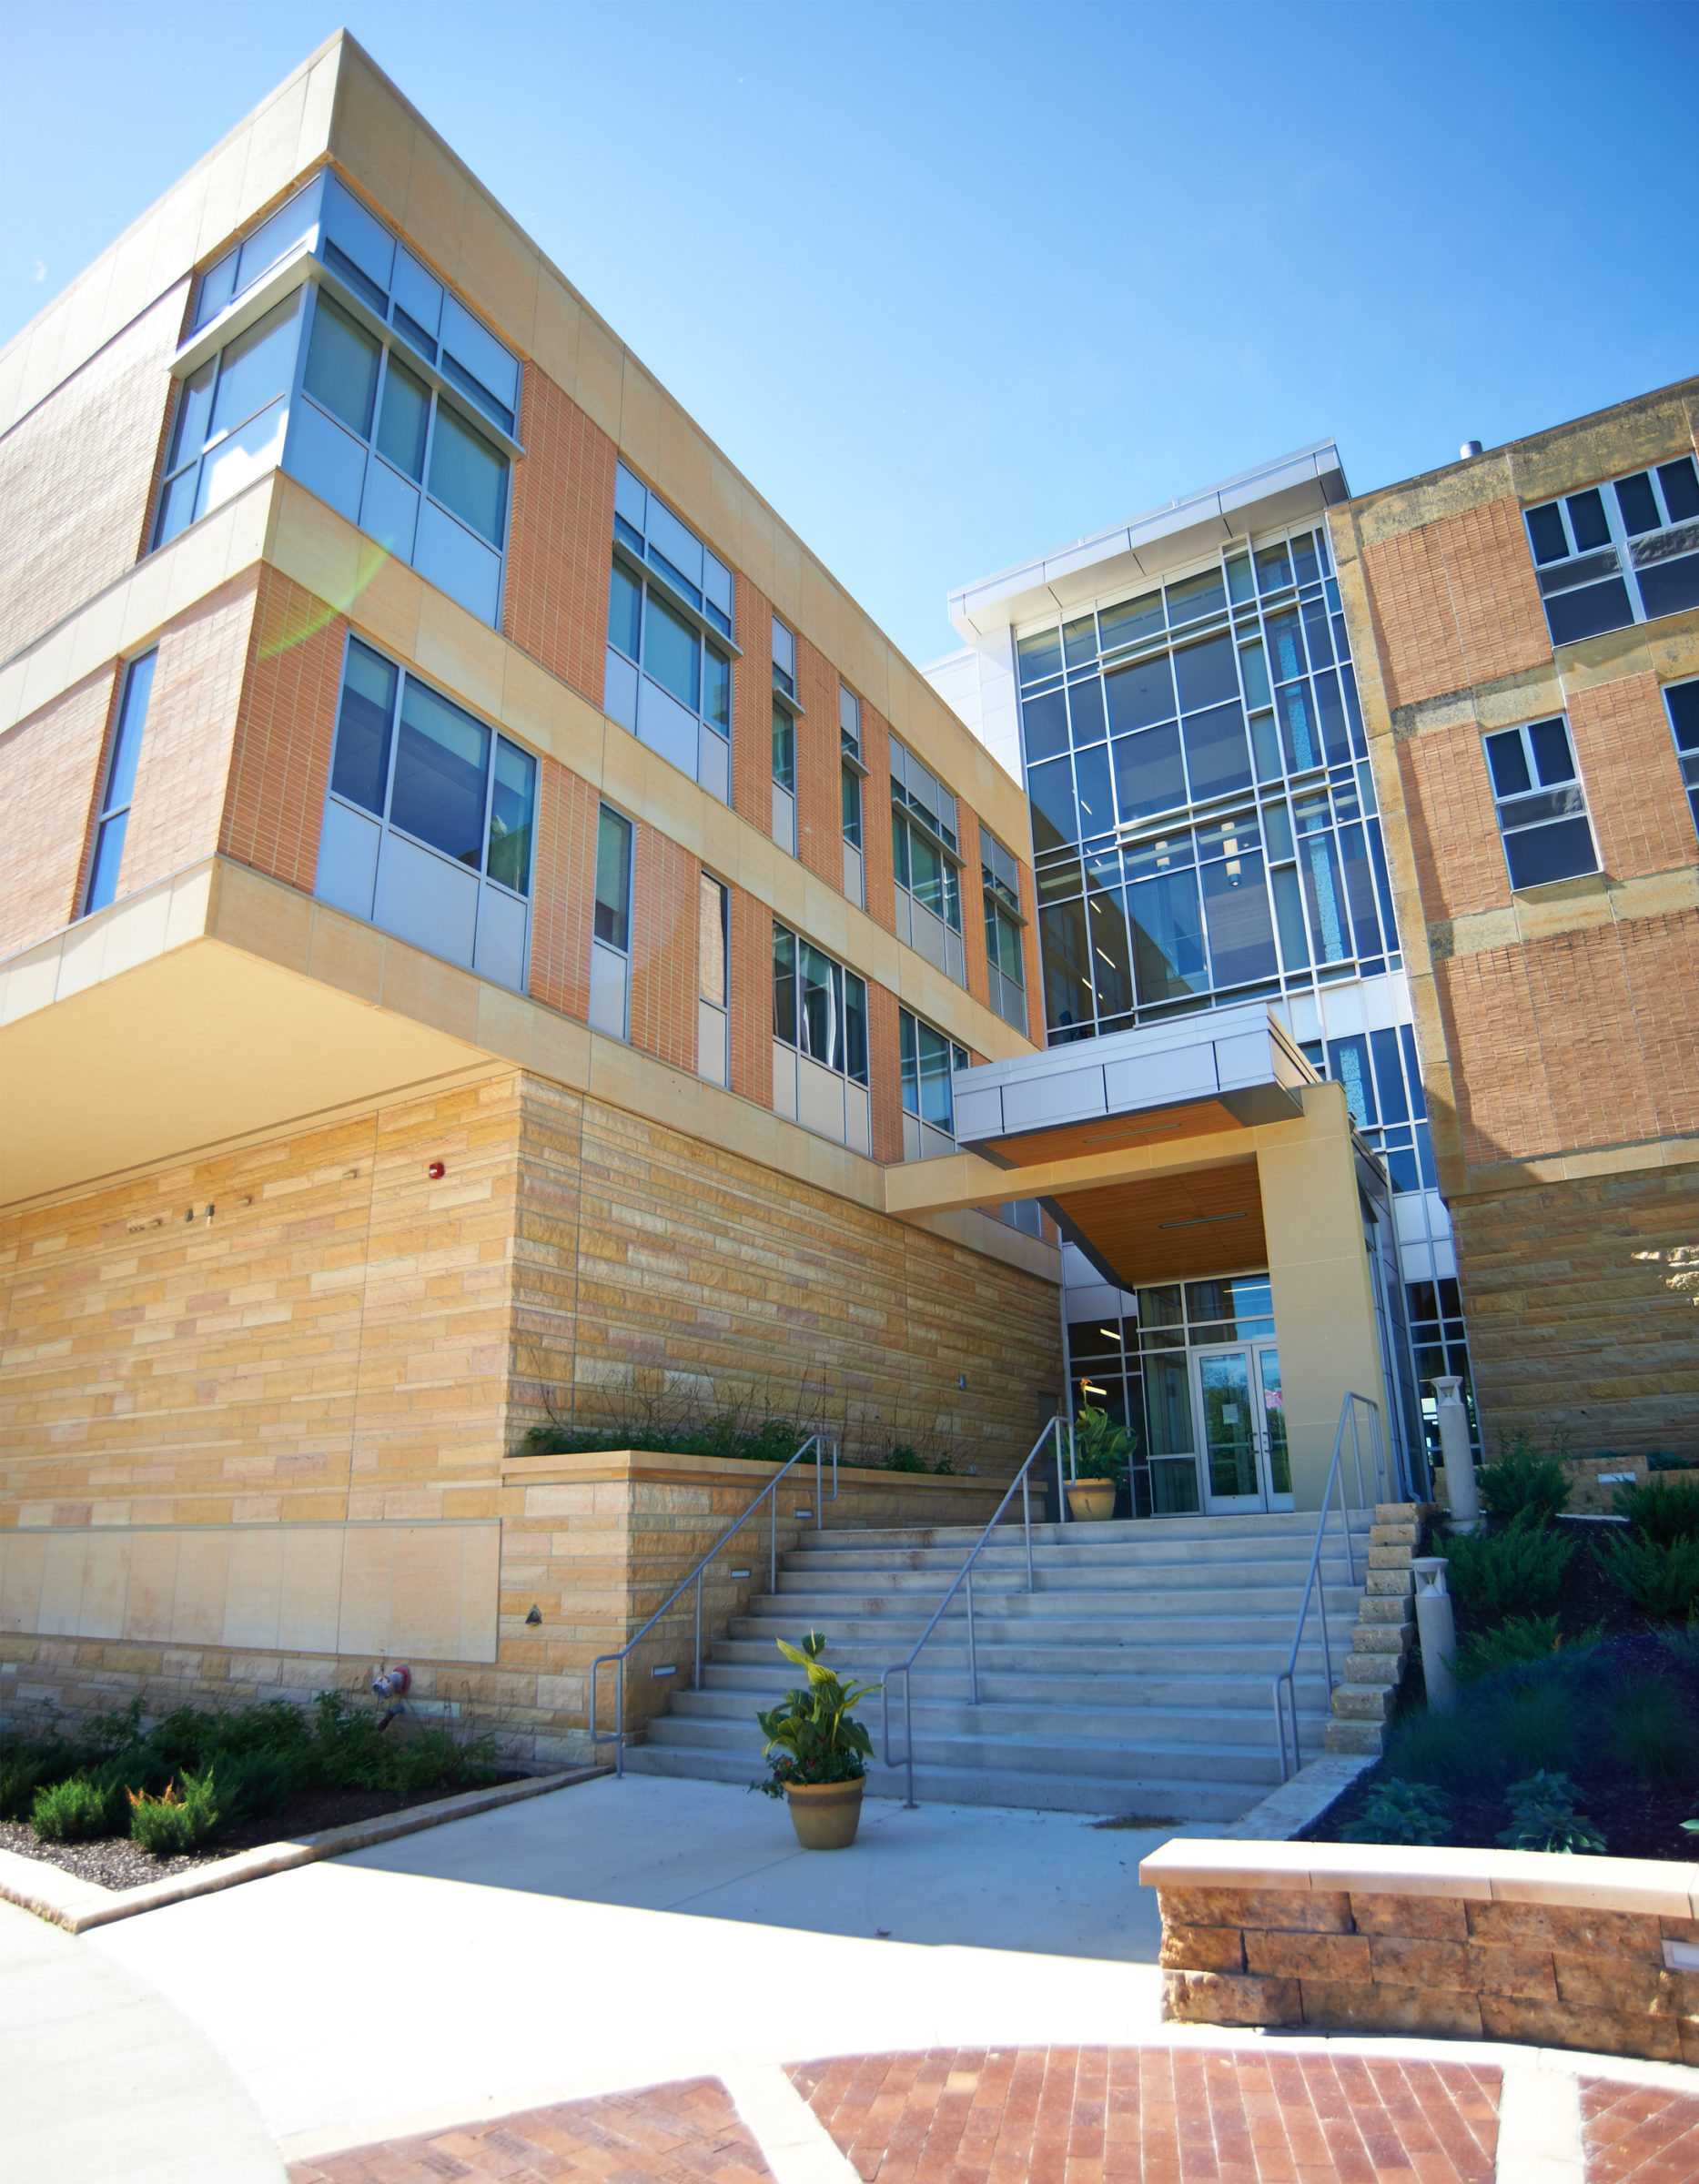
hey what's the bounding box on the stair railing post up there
[1055,1416,1067,1525]
[1021,1469,1034,1592]
[614,1656,625,1779]
[693,1569,703,1691]
[905,1669,916,1809]
[966,1563,978,1704]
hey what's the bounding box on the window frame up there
[594,804,634,957]
[83,651,158,918]
[1482,714,1599,893]
[326,633,539,902]
[772,920,868,1086]
[1523,454,1699,643]
[898,1006,969,1138]
[1666,678,1699,841]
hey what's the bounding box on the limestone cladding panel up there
[731,573,774,832]
[1397,719,1513,924]
[0,666,121,959]
[501,361,616,708]
[507,1076,1061,1468]
[1450,1162,1699,1453]
[0,283,184,662]
[219,568,348,893]
[857,699,897,935]
[1360,497,1552,711]
[117,572,262,901]
[866,981,905,1168]
[527,753,597,1022]
[794,635,845,892]
[955,801,991,1009]
[629,822,697,1072]
[0,1078,521,1532]
[1568,670,1696,881]
[1436,911,1699,1169]
[725,883,774,1109]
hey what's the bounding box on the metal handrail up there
[590,1433,837,1776]
[1271,1391,1388,1782]
[881,1413,1074,1809]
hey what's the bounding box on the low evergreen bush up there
[1382,1706,1482,1789]
[1443,1512,1572,1619]
[31,1771,129,1842]
[1451,1613,1564,1684]
[214,1748,295,1825]
[127,1768,222,1855]
[1476,1431,1571,1525]
[1597,1532,1699,1621]
[1613,1476,1699,1546]
[1601,1674,1699,1785]
[1492,1677,1581,1775]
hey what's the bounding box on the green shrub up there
[1612,1476,1699,1546]
[1492,1679,1582,1775]
[1597,1532,1699,1621]
[883,1446,927,1473]
[1601,1676,1699,1786]
[1663,1623,1699,1673]
[1498,1771,1605,1855]
[127,1768,222,1856]
[1443,1512,1573,1619]
[303,1692,394,1791]
[0,1758,46,1818]
[1477,1431,1571,1524]
[213,1749,294,1827]
[31,1771,129,1842]
[1382,1706,1482,1789]
[390,1728,500,1797]
[525,1413,807,1466]
[1341,1778,1450,1845]
[1451,1613,1565,1684]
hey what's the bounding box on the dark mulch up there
[1303,1518,1699,1863]
[0,1774,527,1894]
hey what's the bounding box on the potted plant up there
[1068,1404,1131,1521]
[753,1631,877,1848]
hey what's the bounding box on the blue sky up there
[4,1,1694,666]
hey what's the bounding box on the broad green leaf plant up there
[753,1632,878,1797]
[1072,1405,1133,1484]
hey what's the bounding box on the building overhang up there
[947,442,1349,642]
[885,1005,1326,1290]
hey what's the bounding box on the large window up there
[1667,680,1699,839]
[161,171,519,628]
[899,1009,968,1161]
[891,737,965,984]
[83,652,157,916]
[590,806,633,1039]
[840,684,865,907]
[1018,524,1401,1044]
[1406,1276,1479,1469]
[1525,455,1699,644]
[317,637,537,991]
[981,828,1027,1033]
[772,922,870,1154]
[604,462,734,802]
[1483,715,1597,889]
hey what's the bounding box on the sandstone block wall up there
[1147,1845,1699,2066]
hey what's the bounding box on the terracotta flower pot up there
[784,1775,865,1849]
[1067,1481,1117,1522]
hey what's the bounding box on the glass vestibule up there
[1067,1272,1289,1516]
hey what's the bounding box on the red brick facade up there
[502,364,617,708]
[1359,495,1552,710]
[221,569,348,894]
[0,666,121,958]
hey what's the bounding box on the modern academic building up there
[0,35,1694,1764]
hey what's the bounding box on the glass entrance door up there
[1197,1345,1293,1512]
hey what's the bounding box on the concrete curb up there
[1219,1753,1372,1840]
[0,1764,608,1934]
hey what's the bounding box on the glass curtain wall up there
[1019,526,1400,1042]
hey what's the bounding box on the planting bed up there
[0,1773,530,1892]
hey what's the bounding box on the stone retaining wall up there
[1141,1836,1699,2066]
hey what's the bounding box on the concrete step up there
[711,1634,1352,1680]
[676,1682,1330,1746]
[697,1662,1337,1711]
[730,1605,1364,1646]
[793,1511,1373,1551]
[759,1579,1366,1616]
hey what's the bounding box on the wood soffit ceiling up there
[988,1097,1244,1169]
[1049,1158,1266,1288]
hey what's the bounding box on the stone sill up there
[1139,1835,1699,1919]
[500,1448,1006,1498]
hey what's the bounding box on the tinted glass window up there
[1112,723,1188,824]
[208,293,300,436]
[1525,503,1568,564]
[1067,674,1107,747]
[389,678,490,865]
[608,560,642,658]
[1614,472,1660,536]
[1064,615,1098,668]
[1129,868,1207,1002]
[1017,629,1062,684]
[1021,687,1069,762]
[1073,743,1114,838]
[1174,633,1239,713]
[303,293,380,438]
[330,639,398,814]
[644,590,701,711]
[1658,458,1699,522]
[1166,567,1227,626]
[1104,652,1176,733]
[1180,702,1252,801]
[1027,757,1077,851]
[1503,816,1595,890]
[1484,730,1532,799]
[1565,488,1611,552]
[376,356,430,479]
[487,739,535,895]
[1545,578,1633,645]
[1099,592,1164,650]
[1528,717,1576,785]
[1200,852,1277,986]
[595,807,632,949]
[1255,543,1293,592]
[427,401,506,542]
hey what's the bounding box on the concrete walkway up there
[0,1896,284,2184]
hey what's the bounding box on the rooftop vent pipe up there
[1460,440,1483,460]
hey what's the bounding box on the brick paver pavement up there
[285,2047,1699,2183]
[285,2075,773,2184]
[791,2046,1502,2183]
[1581,2074,1699,2184]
